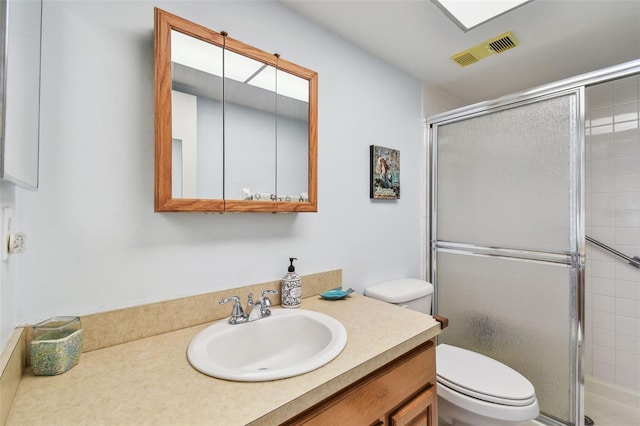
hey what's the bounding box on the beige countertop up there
[7,294,441,426]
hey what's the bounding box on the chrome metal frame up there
[427,58,640,426]
[435,241,576,266]
[572,85,586,426]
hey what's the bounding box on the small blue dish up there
[320,287,354,300]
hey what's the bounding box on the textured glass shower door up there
[431,90,584,425]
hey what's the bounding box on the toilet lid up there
[364,279,433,304]
[436,344,536,407]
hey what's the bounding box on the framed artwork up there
[370,145,400,199]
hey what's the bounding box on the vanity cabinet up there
[4,293,444,425]
[283,340,437,426]
[388,385,438,426]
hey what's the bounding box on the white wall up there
[0,183,17,346]
[0,0,424,346]
[585,75,640,392]
[423,82,464,119]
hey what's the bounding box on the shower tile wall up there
[585,74,640,392]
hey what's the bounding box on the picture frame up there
[370,145,400,199]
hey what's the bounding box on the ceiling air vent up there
[453,51,479,67]
[488,33,518,53]
[451,31,519,67]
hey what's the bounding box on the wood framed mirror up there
[154,8,317,213]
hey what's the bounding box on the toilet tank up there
[364,278,434,314]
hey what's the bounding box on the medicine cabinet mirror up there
[0,0,42,190]
[154,8,317,212]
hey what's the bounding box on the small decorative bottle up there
[281,257,302,308]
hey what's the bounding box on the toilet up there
[364,279,540,426]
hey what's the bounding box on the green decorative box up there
[30,316,83,376]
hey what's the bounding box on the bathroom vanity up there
[284,340,437,425]
[4,282,442,425]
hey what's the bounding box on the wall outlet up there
[9,232,26,254]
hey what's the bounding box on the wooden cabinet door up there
[283,341,435,426]
[389,385,437,426]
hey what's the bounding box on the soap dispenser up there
[281,257,302,308]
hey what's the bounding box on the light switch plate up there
[2,207,12,261]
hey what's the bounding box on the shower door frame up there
[427,59,640,426]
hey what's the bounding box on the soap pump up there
[281,257,302,308]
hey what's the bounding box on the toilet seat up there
[436,344,536,407]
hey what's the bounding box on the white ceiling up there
[280,0,640,105]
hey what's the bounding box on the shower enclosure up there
[428,59,640,426]
[583,74,640,418]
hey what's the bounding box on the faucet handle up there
[219,296,246,324]
[261,289,278,305]
[260,289,278,316]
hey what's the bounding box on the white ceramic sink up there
[187,309,348,381]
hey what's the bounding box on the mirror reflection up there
[170,35,310,202]
[223,48,277,201]
[276,69,309,202]
[170,30,223,199]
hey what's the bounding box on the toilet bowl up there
[364,279,539,426]
[437,343,539,426]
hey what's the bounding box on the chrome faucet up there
[220,290,279,325]
[219,296,246,325]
